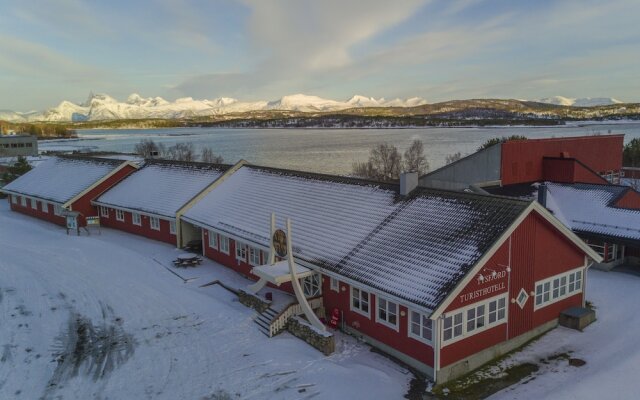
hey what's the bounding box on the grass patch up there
[431,363,539,399]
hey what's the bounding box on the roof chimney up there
[400,171,419,196]
[537,183,547,207]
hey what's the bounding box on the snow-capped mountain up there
[537,96,622,107]
[0,93,429,122]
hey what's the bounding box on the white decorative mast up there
[285,217,325,331]
[247,212,325,332]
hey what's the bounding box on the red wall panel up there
[614,189,640,210]
[71,165,137,226]
[502,135,623,185]
[322,280,435,368]
[440,212,587,367]
[9,196,66,226]
[100,209,176,245]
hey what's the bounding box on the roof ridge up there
[245,164,400,191]
[143,158,233,170]
[57,154,123,166]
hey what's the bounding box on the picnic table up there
[173,253,203,268]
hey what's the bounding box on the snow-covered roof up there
[182,165,529,310]
[95,159,230,218]
[1,155,125,204]
[545,182,640,243]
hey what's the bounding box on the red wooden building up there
[179,165,601,383]
[1,155,137,226]
[92,159,235,246]
[420,134,624,190]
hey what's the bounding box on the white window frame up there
[534,267,584,310]
[116,209,125,222]
[408,310,433,344]
[169,220,176,235]
[208,230,218,250]
[53,204,63,216]
[11,195,17,204]
[249,246,261,266]
[149,216,160,231]
[219,235,230,255]
[330,277,339,292]
[100,206,109,218]
[376,296,399,330]
[132,213,141,226]
[442,293,508,347]
[20,196,27,207]
[31,198,38,210]
[41,201,48,213]
[235,241,247,262]
[350,286,370,317]
[302,274,321,297]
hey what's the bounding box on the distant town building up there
[0,135,38,157]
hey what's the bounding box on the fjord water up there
[40,123,640,175]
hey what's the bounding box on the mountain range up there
[0,93,625,123]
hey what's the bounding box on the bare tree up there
[445,152,462,165]
[403,139,429,175]
[352,143,402,182]
[200,147,224,164]
[166,142,196,162]
[134,139,165,158]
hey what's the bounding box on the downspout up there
[433,316,441,384]
[506,236,512,341]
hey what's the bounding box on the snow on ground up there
[490,269,640,399]
[0,202,410,400]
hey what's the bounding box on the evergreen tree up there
[623,138,640,167]
[1,156,32,184]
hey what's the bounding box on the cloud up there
[172,0,427,98]
[0,35,103,80]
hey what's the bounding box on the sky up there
[0,0,639,111]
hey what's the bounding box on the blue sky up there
[1,0,638,110]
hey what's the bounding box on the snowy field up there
[3,201,640,400]
[0,202,410,400]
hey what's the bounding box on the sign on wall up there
[458,268,508,304]
[86,216,100,226]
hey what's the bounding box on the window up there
[351,287,370,316]
[150,217,160,231]
[219,235,230,254]
[132,213,141,226]
[409,311,433,343]
[100,206,109,217]
[467,304,486,332]
[31,198,37,210]
[208,231,218,249]
[11,195,17,204]
[302,274,321,297]
[535,268,584,309]
[169,221,176,235]
[116,209,125,222]
[20,196,27,207]
[54,205,63,216]
[249,246,261,266]
[41,201,48,213]
[377,297,398,329]
[535,281,551,306]
[516,289,529,309]
[235,242,247,262]
[443,294,508,345]
[488,297,506,324]
[330,277,339,292]
[443,312,463,342]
